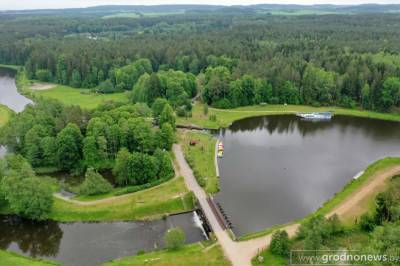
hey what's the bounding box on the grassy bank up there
[50,177,195,222]
[311,157,400,220]
[31,85,127,109]
[239,157,400,241]
[0,250,58,266]
[177,103,400,130]
[253,172,400,266]
[179,131,219,194]
[12,70,127,110]
[104,242,230,266]
[0,105,12,127]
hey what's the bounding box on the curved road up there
[173,144,400,266]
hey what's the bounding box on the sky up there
[1,0,400,10]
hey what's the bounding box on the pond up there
[214,115,400,237]
[0,212,207,265]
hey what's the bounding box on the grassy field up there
[102,12,141,19]
[50,177,195,222]
[31,85,128,109]
[0,105,12,127]
[258,9,336,16]
[240,157,400,241]
[177,103,400,129]
[179,131,219,194]
[104,242,230,266]
[0,250,58,266]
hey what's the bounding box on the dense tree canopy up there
[1,12,400,112]
[0,155,53,220]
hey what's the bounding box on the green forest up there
[1,5,400,265]
[0,10,400,112]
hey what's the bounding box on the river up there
[215,115,400,237]
[0,212,206,265]
[0,67,32,112]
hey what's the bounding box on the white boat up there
[296,112,333,120]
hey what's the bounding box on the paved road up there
[173,144,400,266]
[173,144,251,265]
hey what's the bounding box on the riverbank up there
[252,170,400,266]
[104,242,230,266]
[177,103,400,130]
[5,67,126,110]
[50,177,195,222]
[178,131,219,194]
[33,85,128,109]
[0,250,58,266]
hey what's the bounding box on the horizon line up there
[0,2,398,12]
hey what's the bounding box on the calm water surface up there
[0,212,206,266]
[0,68,32,155]
[0,67,32,112]
[215,115,400,236]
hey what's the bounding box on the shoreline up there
[177,103,400,130]
[238,157,400,241]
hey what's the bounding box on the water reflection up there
[0,216,62,257]
[215,115,400,236]
[0,212,206,265]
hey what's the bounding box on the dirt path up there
[174,143,400,266]
[54,177,183,206]
[236,165,400,264]
[53,191,140,206]
[28,83,56,91]
[209,108,298,114]
[326,165,400,220]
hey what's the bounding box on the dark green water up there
[0,212,206,265]
[215,115,400,236]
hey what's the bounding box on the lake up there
[214,115,400,236]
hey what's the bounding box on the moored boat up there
[217,141,224,158]
[296,112,333,120]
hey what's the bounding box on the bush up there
[96,79,117,94]
[340,96,357,109]
[79,168,113,196]
[209,114,217,122]
[359,213,376,232]
[2,175,53,220]
[176,106,187,117]
[35,69,52,82]
[270,230,290,257]
[164,227,185,250]
[203,104,209,115]
[212,98,232,109]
